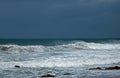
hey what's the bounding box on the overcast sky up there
[0,0,120,39]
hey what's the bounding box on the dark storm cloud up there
[0,0,120,38]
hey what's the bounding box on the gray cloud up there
[0,0,120,38]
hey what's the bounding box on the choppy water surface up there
[0,39,120,78]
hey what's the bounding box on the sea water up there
[0,39,120,78]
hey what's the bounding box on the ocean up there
[0,39,120,78]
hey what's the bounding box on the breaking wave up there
[0,41,120,53]
[0,45,45,53]
[0,40,120,68]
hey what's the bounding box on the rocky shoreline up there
[89,66,120,70]
[13,65,120,78]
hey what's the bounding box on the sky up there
[0,0,120,39]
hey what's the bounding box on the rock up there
[63,72,73,75]
[89,66,120,70]
[14,65,20,68]
[89,67,102,70]
[40,74,55,78]
[105,66,120,70]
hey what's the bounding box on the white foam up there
[0,59,119,69]
[0,49,120,69]
[0,41,120,53]
[54,41,120,50]
[85,42,120,49]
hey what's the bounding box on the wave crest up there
[50,41,120,50]
[0,41,120,53]
[0,45,45,53]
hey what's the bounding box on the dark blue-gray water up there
[0,39,120,78]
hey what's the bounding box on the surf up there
[0,40,120,53]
